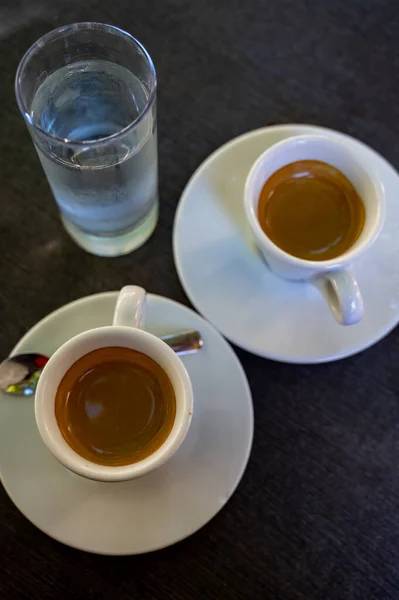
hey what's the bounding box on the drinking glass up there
[15,22,158,257]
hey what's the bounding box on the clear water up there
[31,60,157,236]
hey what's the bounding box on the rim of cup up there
[244,134,385,270]
[35,326,193,482]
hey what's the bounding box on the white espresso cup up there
[244,135,385,325]
[35,286,194,482]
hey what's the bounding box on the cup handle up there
[112,286,146,328]
[318,269,364,326]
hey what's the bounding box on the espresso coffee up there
[257,160,365,261]
[55,347,176,466]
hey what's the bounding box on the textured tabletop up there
[1,1,399,599]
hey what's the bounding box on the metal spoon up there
[0,329,203,396]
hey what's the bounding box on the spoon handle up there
[161,329,203,355]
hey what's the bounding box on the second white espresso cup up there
[244,134,385,326]
[35,286,194,482]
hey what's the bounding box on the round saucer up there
[173,124,399,362]
[0,293,253,555]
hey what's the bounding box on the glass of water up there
[15,23,158,256]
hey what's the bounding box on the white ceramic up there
[173,124,399,362]
[244,135,385,325]
[0,293,253,554]
[35,286,193,482]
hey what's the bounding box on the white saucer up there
[0,293,253,555]
[173,124,399,363]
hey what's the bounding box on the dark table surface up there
[1,1,399,599]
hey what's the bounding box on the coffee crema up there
[257,160,365,261]
[55,347,176,467]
